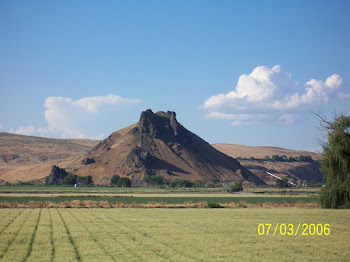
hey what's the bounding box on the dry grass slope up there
[0,131,324,185]
[213,144,323,185]
[213,144,322,160]
[0,132,99,183]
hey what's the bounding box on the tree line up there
[237,154,315,162]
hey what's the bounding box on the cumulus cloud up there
[203,65,343,125]
[43,94,140,137]
[7,94,140,138]
[204,65,296,110]
[13,126,36,136]
[272,74,343,109]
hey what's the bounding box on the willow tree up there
[319,114,350,208]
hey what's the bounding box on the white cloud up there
[7,125,47,136]
[37,127,51,136]
[7,94,140,138]
[43,94,140,137]
[272,74,343,109]
[13,126,36,136]
[0,124,5,132]
[204,65,296,110]
[279,114,295,124]
[203,65,344,125]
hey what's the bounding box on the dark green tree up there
[145,174,165,186]
[229,181,243,192]
[193,180,204,188]
[61,173,77,185]
[77,175,93,185]
[110,175,131,187]
[275,178,289,188]
[272,155,283,161]
[110,175,121,186]
[116,177,131,187]
[169,179,193,188]
[319,114,350,208]
[288,156,296,162]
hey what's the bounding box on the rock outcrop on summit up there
[65,110,265,186]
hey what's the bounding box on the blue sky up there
[1,0,349,152]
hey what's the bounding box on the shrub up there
[298,155,313,162]
[193,180,204,188]
[61,173,77,185]
[223,181,243,192]
[206,202,223,208]
[230,181,243,192]
[170,179,193,188]
[77,175,93,186]
[145,174,165,186]
[272,155,287,161]
[110,175,120,186]
[238,201,247,208]
[116,177,131,187]
[110,175,131,187]
[272,155,281,161]
[275,178,289,188]
[15,181,33,185]
[288,156,297,162]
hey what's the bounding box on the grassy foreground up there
[0,208,349,261]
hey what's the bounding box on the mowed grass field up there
[0,208,349,262]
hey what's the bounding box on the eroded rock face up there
[69,109,266,186]
[138,110,181,140]
[125,147,150,169]
[45,165,68,184]
[81,158,95,165]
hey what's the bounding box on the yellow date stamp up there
[258,223,330,236]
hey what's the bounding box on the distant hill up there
[0,123,325,186]
[213,144,323,186]
[0,132,99,183]
[64,110,265,186]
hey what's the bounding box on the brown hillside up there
[0,132,99,182]
[0,117,324,186]
[65,110,266,186]
[213,144,323,186]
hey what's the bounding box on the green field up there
[0,185,321,208]
[0,195,319,206]
[0,185,321,194]
[0,208,349,261]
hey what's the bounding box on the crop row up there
[0,209,349,261]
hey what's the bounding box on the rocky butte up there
[65,109,266,186]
